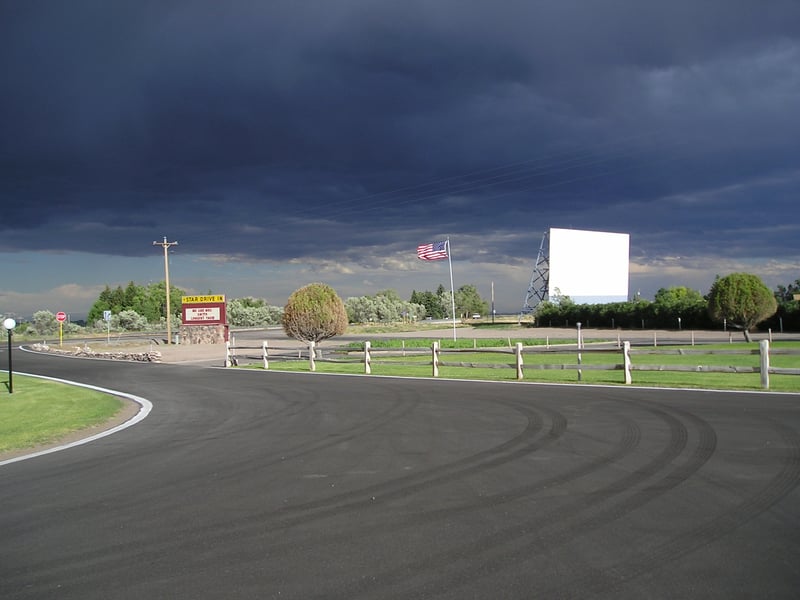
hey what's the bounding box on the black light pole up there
[3,318,15,394]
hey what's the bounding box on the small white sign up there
[185,306,221,322]
[103,310,112,321]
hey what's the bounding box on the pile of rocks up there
[30,343,162,362]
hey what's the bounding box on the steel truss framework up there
[520,231,549,314]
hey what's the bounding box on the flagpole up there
[446,238,456,341]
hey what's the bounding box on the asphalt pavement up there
[1,336,799,599]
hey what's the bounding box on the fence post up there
[364,341,371,375]
[225,341,232,367]
[760,340,769,390]
[653,331,657,347]
[576,323,582,381]
[516,342,524,380]
[432,341,439,377]
[623,341,632,384]
[308,341,316,372]
[262,340,269,370]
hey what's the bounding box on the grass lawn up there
[0,375,123,454]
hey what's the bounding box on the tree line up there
[533,274,799,337]
[12,273,799,337]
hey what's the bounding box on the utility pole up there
[491,281,495,324]
[153,236,178,344]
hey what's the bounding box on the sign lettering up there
[182,295,225,304]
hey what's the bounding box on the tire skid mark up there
[292,409,640,545]
[218,397,552,519]
[72,389,336,513]
[0,387,421,575]
[336,402,706,599]
[0,396,558,589]
[89,402,563,589]
[493,404,717,600]
[139,383,419,503]
[205,409,641,576]
[217,389,421,475]
[158,398,561,563]
[555,417,800,598]
[81,402,662,600]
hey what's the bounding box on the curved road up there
[1,349,799,598]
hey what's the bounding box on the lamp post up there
[3,318,15,394]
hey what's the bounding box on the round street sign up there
[56,311,67,322]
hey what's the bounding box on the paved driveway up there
[2,344,799,599]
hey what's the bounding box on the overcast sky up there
[2,1,799,319]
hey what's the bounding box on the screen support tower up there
[520,231,549,316]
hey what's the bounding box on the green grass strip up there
[0,375,122,454]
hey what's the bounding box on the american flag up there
[417,240,448,261]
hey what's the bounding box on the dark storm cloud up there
[1,0,799,269]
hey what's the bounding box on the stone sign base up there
[179,324,228,345]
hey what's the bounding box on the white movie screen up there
[548,228,630,304]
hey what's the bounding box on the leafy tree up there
[654,286,704,308]
[345,296,378,323]
[122,281,138,309]
[774,279,800,303]
[235,296,265,308]
[227,297,283,327]
[376,289,401,303]
[438,286,453,318]
[31,310,58,335]
[145,281,185,322]
[114,310,148,331]
[765,279,800,332]
[347,291,424,323]
[707,273,777,341]
[63,321,82,334]
[652,286,709,329]
[549,287,573,306]
[87,286,114,324]
[87,281,185,325]
[453,284,489,318]
[282,283,348,343]
[535,299,656,329]
[410,290,444,319]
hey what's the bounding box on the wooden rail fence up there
[226,339,800,390]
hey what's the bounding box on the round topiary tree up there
[282,282,348,344]
[707,273,777,341]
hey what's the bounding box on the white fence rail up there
[225,339,800,390]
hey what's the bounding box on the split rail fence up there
[225,339,800,390]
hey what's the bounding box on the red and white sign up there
[56,311,67,322]
[181,301,227,326]
[184,306,221,322]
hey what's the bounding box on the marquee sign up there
[181,294,227,326]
